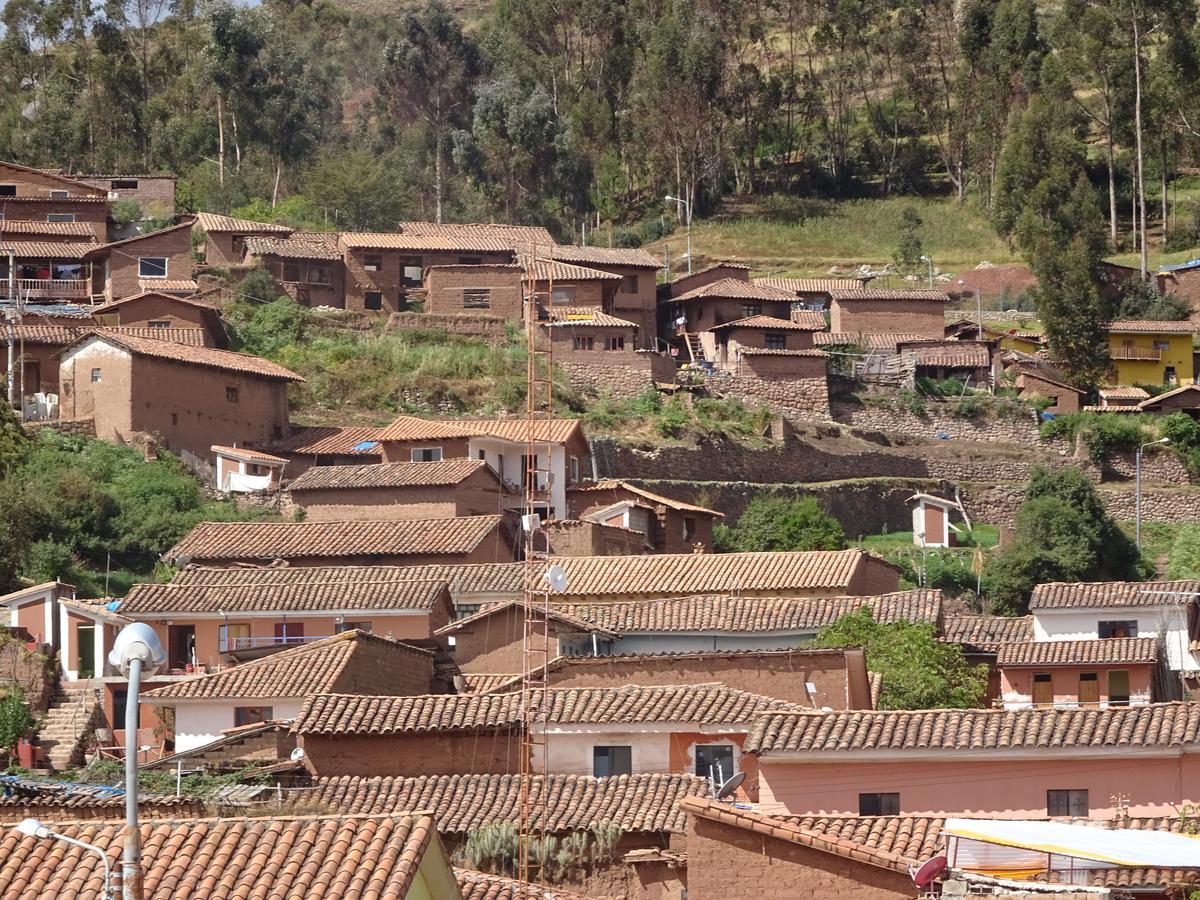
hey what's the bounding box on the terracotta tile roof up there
[860,332,935,351]
[306,773,703,833]
[0,241,97,258]
[754,277,860,293]
[551,245,662,268]
[668,262,751,285]
[941,614,1033,652]
[467,417,584,444]
[64,331,302,381]
[378,415,486,442]
[120,566,450,615]
[459,673,522,693]
[93,290,218,312]
[738,347,827,357]
[680,796,915,872]
[1107,319,1195,333]
[1030,580,1200,610]
[1083,404,1143,414]
[194,211,293,234]
[294,683,802,735]
[904,343,991,368]
[672,277,796,303]
[0,220,97,238]
[0,812,443,899]
[1100,387,1152,400]
[745,702,1200,755]
[210,444,288,465]
[456,868,592,900]
[12,325,206,346]
[813,331,860,346]
[544,308,639,328]
[341,222,552,253]
[143,630,430,701]
[164,515,506,564]
[548,590,936,632]
[567,480,724,517]
[790,310,828,329]
[1139,383,1200,409]
[435,599,620,640]
[137,279,199,292]
[244,233,343,260]
[710,315,822,332]
[272,426,382,456]
[995,637,1159,667]
[288,459,497,491]
[828,288,948,302]
[523,257,622,282]
[378,414,582,445]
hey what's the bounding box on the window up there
[411,447,443,462]
[234,706,274,727]
[459,256,482,265]
[1099,620,1137,639]
[364,291,383,311]
[1166,366,1178,384]
[463,288,491,309]
[171,413,178,426]
[593,745,632,777]
[741,304,762,317]
[573,336,594,351]
[138,257,168,278]
[1079,672,1100,705]
[111,179,138,190]
[604,335,625,351]
[147,320,170,329]
[49,190,69,199]
[0,186,14,197]
[684,516,698,543]
[90,368,102,383]
[695,744,735,781]
[570,456,580,483]
[1032,672,1053,706]
[765,332,787,350]
[225,386,239,403]
[401,258,423,286]
[551,286,576,305]
[858,793,900,816]
[47,213,76,223]
[363,254,382,272]
[309,265,331,285]
[1109,669,1131,705]
[283,263,301,283]
[1153,340,1170,351]
[621,274,638,293]
[335,620,373,634]
[1047,789,1088,817]
[218,623,251,652]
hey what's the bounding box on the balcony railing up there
[0,278,90,300]
[219,634,331,652]
[1110,346,1162,361]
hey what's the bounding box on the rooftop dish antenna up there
[544,564,568,593]
[714,771,746,801]
[289,746,305,762]
[909,856,948,890]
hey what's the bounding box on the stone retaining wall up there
[709,373,830,420]
[25,418,95,439]
[561,356,676,400]
[960,481,1200,526]
[1103,448,1194,484]
[832,398,1045,447]
[385,312,512,343]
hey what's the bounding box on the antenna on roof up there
[909,856,948,895]
[714,771,746,802]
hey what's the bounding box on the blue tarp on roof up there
[350,440,380,452]
[1158,258,1200,273]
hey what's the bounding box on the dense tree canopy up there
[715,495,845,553]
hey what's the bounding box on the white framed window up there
[49,190,69,199]
[551,286,576,305]
[411,447,443,462]
[570,456,580,483]
[90,368,102,383]
[47,213,76,223]
[138,257,168,278]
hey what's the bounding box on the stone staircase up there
[39,686,104,771]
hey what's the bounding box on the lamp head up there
[920,255,931,262]
[14,818,49,839]
[1159,437,1171,444]
[107,622,166,676]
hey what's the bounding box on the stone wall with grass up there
[959,481,1200,526]
[832,395,1046,447]
[708,372,831,421]
[561,354,676,400]
[1103,448,1195,484]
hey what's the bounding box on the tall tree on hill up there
[255,33,331,207]
[379,0,479,224]
[202,0,266,186]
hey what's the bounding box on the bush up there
[110,199,144,227]
[897,388,925,415]
[1162,413,1200,473]
[1167,525,1200,579]
[721,496,845,552]
[228,298,311,356]
[0,686,35,755]
[954,396,984,418]
[1039,412,1150,463]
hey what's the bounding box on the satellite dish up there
[910,856,948,889]
[714,771,746,801]
[544,565,568,593]
[289,746,306,762]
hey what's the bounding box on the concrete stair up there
[39,686,103,771]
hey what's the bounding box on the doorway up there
[76,624,95,678]
[168,625,195,670]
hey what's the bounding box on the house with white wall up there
[1029,581,1200,675]
[0,581,121,681]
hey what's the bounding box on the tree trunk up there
[272,160,282,208]
[232,110,242,172]
[434,134,444,225]
[1161,139,1169,247]
[1106,134,1118,249]
[217,93,226,188]
[1132,3,1148,280]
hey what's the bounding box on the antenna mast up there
[517,241,555,890]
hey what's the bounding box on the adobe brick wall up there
[0,637,53,712]
[290,472,506,522]
[450,604,552,675]
[567,485,715,554]
[686,814,914,900]
[100,294,210,331]
[425,266,523,319]
[603,266,658,347]
[329,642,434,696]
[678,298,792,332]
[848,556,901,595]
[347,250,515,313]
[543,519,649,556]
[379,436,473,464]
[829,298,944,338]
[1,199,109,242]
[2,342,67,394]
[667,265,750,297]
[107,227,193,300]
[727,327,815,353]
[541,279,606,308]
[0,163,104,198]
[1161,268,1200,319]
[386,312,511,343]
[74,175,175,218]
[1015,373,1081,414]
[300,729,520,777]
[203,232,241,268]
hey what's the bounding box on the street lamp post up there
[920,255,934,289]
[957,278,991,394]
[1136,437,1171,550]
[107,623,166,900]
[14,818,114,900]
[664,194,692,275]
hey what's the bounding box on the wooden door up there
[1078,673,1100,705]
[76,624,95,678]
[1032,673,1053,706]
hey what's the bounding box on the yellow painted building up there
[986,328,1046,355]
[1105,320,1195,386]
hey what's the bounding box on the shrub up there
[722,496,845,552]
[954,396,983,418]
[897,388,925,415]
[0,686,35,756]
[1039,412,1150,463]
[110,199,144,227]
[1162,413,1200,473]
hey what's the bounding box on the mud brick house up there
[1029,580,1200,677]
[69,172,176,218]
[377,415,591,520]
[56,331,300,457]
[243,232,345,308]
[662,278,797,364]
[118,565,455,669]
[270,425,383,478]
[661,261,753,299]
[0,160,110,242]
[1137,382,1200,415]
[544,309,675,397]
[422,263,523,318]
[293,684,800,789]
[753,275,864,310]
[704,314,819,369]
[994,637,1160,709]
[92,218,197,300]
[828,288,948,338]
[541,518,652,557]
[437,590,937,665]
[193,211,294,268]
[92,290,227,347]
[286,459,515,522]
[566,479,724,553]
[526,256,622,311]
[1104,319,1195,385]
[0,812,463,899]
[899,338,994,387]
[1012,368,1084,414]
[0,219,101,244]
[1155,257,1200,314]
[460,647,874,711]
[142,631,436,752]
[745,703,1200,819]
[550,245,663,342]
[940,613,1034,703]
[0,240,99,302]
[163,515,519,567]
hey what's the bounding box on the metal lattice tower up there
[517,242,555,891]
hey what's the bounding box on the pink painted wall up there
[999,664,1154,707]
[757,753,1200,819]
